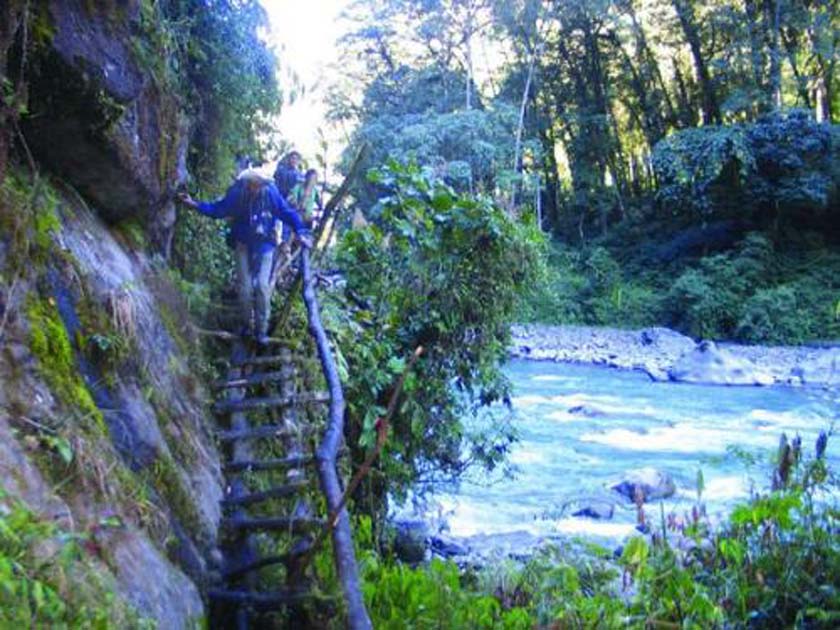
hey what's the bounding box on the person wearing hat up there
[178,169,312,345]
[273,150,303,200]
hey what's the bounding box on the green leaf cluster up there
[361,556,530,629]
[329,160,541,505]
[0,492,152,628]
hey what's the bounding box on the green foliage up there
[653,112,836,218]
[516,244,660,329]
[361,556,530,629]
[627,436,840,628]
[736,285,805,344]
[143,454,203,541]
[0,171,62,274]
[355,437,839,630]
[654,231,840,342]
[349,96,524,206]
[488,544,626,627]
[661,233,772,338]
[0,492,152,628]
[515,243,586,324]
[330,161,540,505]
[652,125,755,216]
[172,206,234,299]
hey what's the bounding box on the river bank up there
[510,324,840,387]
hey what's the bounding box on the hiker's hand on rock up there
[177,192,197,208]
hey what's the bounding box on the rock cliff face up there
[1,3,223,627]
[19,0,188,255]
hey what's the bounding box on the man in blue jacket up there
[178,169,312,345]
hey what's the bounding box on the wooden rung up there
[213,371,285,389]
[216,424,313,443]
[208,588,311,611]
[220,481,309,507]
[222,516,324,533]
[224,454,315,473]
[221,549,308,579]
[213,392,330,414]
[231,354,313,368]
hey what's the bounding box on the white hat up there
[236,168,273,185]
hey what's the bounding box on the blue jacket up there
[196,179,308,255]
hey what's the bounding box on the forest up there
[0,0,838,628]
[325,0,840,346]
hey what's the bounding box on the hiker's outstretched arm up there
[195,183,240,219]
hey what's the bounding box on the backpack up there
[239,172,277,244]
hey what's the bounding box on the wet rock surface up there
[23,0,188,255]
[572,501,616,520]
[511,324,839,387]
[668,341,774,386]
[611,468,676,503]
[394,519,431,564]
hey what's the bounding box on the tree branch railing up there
[300,247,372,630]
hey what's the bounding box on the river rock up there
[568,404,605,418]
[668,341,774,386]
[612,468,676,503]
[430,534,469,558]
[795,349,840,387]
[572,501,615,520]
[393,520,430,564]
[639,327,695,355]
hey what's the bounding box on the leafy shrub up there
[736,285,805,344]
[362,556,530,629]
[515,243,586,324]
[661,234,773,339]
[493,434,838,628]
[652,110,836,219]
[517,245,661,328]
[330,160,541,512]
[652,125,754,216]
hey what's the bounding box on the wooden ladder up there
[208,250,371,630]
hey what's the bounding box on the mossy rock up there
[25,294,106,436]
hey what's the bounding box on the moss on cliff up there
[0,171,61,276]
[143,454,204,546]
[25,295,106,435]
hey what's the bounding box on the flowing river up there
[433,359,838,547]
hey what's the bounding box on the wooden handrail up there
[300,247,372,630]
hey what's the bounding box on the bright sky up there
[259,0,350,167]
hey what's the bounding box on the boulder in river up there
[430,535,469,559]
[639,327,696,355]
[393,520,430,564]
[572,501,615,520]
[612,468,676,503]
[668,341,774,386]
[568,404,606,418]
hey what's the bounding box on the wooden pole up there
[300,248,372,630]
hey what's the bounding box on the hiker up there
[290,168,323,229]
[273,150,303,200]
[177,169,312,345]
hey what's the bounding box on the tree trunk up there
[511,46,538,212]
[672,0,721,124]
[766,0,783,109]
